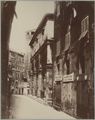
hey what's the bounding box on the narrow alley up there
[1,1,94,119]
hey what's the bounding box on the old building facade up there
[29,14,54,104]
[53,1,94,119]
[24,30,36,94]
[8,50,25,88]
[24,30,34,82]
[27,1,94,119]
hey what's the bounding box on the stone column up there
[30,70,33,95]
[32,59,37,96]
[33,71,36,96]
[38,68,42,97]
[46,42,53,105]
[45,66,53,106]
[37,54,43,98]
[47,42,52,64]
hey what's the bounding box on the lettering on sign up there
[63,73,74,82]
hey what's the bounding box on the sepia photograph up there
[1,1,95,119]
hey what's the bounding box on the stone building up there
[8,50,25,88]
[53,1,94,119]
[29,14,54,104]
[24,30,35,81]
[24,30,36,94]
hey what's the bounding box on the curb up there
[27,95,48,106]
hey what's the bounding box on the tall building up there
[24,30,33,78]
[8,50,25,88]
[24,30,35,93]
[53,1,94,119]
[29,14,54,104]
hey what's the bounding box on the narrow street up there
[10,95,75,119]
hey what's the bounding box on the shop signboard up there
[55,74,62,81]
[63,73,74,82]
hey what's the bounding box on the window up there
[81,16,89,33]
[78,16,89,74]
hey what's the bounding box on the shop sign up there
[63,73,74,82]
[55,75,62,81]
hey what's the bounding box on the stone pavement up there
[28,95,48,105]
[9,95,76,119]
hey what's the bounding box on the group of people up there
[10,81,30,95]
[11,86,30,95]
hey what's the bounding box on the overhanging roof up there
[29,13,54,46]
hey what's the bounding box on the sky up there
[9,1,54,53]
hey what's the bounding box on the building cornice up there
[29,13,54,46]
